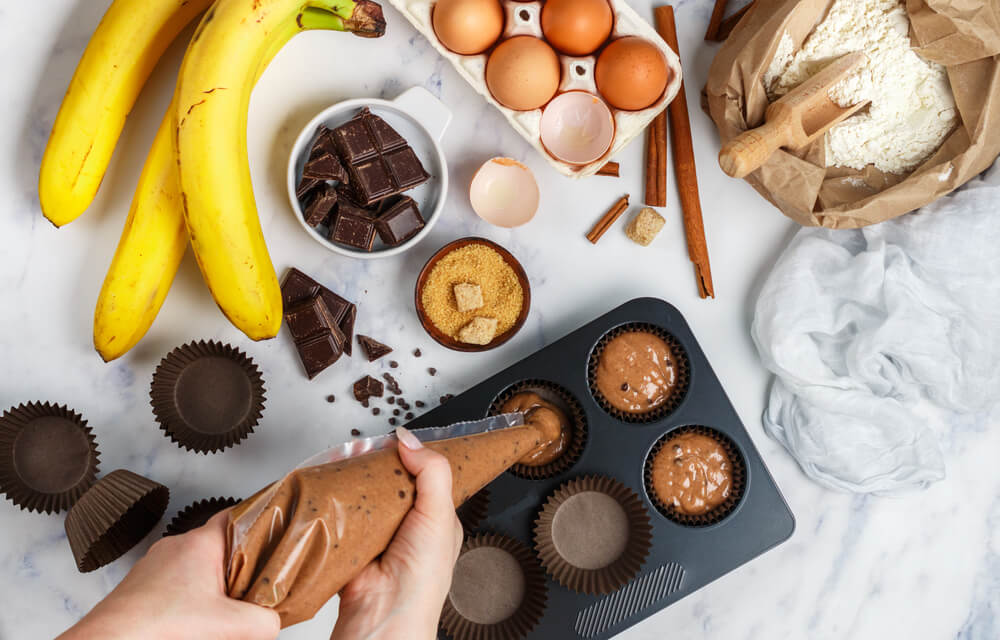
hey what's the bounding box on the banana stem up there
[304,0,386,37]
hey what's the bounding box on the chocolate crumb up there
[326,395,336,403]
[415,400,425,408]
[389,360,399,368]
[350,428,361,436]
[398,490,406,499]
[382,372,402,395]
[428,367,437,376]
[413,348,422,357]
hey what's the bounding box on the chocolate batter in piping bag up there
[225,415,544,628]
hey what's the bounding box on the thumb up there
[395,426,455,523]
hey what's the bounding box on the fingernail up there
[396,426,423,450]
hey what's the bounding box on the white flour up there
[764,0,958,174]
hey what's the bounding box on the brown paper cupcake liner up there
[487,380,588,480]
[534,475,652,595]
[163,496,240,537]
[587,323,690,424]
[440,532,548,640]
[0,402,100,514]
[65,469,170,573]
[151,340,266,454]
[644,426,746,527]
[457,488,490,533]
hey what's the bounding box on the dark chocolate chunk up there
[331,212,376,251]
[335,186,380,218]
[297,332,343,380]
[382,373,402,395]
[303,152,349,183]
[367,112,407,152]
[340,304,357,357]
[383,147,430,191]
[332,116,378,164]
[319,289,351,326]
[357,335,392,362]
[284,295,342,343]
[296,176,322,201]
[376,196,425,246]
[281,268,320,307]
[351,428,362,437]
[353,375,384,403]
[303,184,338,227]
[346,158,395,205]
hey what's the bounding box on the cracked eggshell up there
[469,157,540,228]
[539,91,615,165]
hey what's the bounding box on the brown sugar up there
[421,244,523,339]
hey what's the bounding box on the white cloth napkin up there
[752,164,1000,494]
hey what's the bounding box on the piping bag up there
[225,414,542,628]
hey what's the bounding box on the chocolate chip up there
[389,360,399,368]
[387,396,395,405]
[440,394,453,405]
[398,490,406,499]
[393,409,400,416]
[351,428,361,436]
[372,408,380,416]
[389,418,397,426]
[427,367,437,376]
[415,400,425,408]
[413,348,422,357]
[326,395,336,403]
[621,383,629,391]
[405,412,414,420]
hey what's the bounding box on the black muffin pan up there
[409,297,794,639]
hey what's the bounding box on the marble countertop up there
[1,1,997,638]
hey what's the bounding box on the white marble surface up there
[1,1,998,638]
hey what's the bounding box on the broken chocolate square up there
[376,196,425,246]
[340,304,357,357]
[281,268,321,308]
[303,183,339,227]
[331,212,376,251]
[353,375,384,403]
[284,295,339,342]
[297,332,343,380]
[296,176,322,201]
[357,335,392,362]
[303,152,349,183]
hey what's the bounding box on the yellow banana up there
[39,0,214,227]
[174,0,385,341]
[94,10,364,362]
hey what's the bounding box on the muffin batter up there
[595,331,677,414]
[501,392,570,467]
[650,432,732,515]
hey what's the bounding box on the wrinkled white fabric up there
[752,164,1000,494]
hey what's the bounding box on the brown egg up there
[432,0,504,55]
[595,37,670,111]
[486,36,561,111]
[541,0,614,56]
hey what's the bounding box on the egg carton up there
[388,0,683,178]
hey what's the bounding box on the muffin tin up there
[407,298,794,639]
[386,0,683,178]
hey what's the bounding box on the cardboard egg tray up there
[408,298,795,639]
[386,0,683,178]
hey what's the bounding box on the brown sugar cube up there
[453,283,484,313]
[458,317,498,345]
[625,207,666,246]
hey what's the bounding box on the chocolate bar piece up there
[303,152,348,183]
[284,295,342,343]
[353,375,384,403]
[296,176,322,201]
[357,335,392,361]
[331,108,430,206]
[297,332,343,380]
[281,268,321,308]
[335,186,382,218]
[303,184,339,227]
[319,289,351,326]
[376,196,425,246]
[331,212,376,252]
[340,304,356,357]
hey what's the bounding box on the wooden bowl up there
[414,237,531,352]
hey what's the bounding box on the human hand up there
[57,510,279,640]
[330,426,464,640]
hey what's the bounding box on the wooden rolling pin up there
[718,51,869,179]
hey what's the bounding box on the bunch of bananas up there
[39,0,386,361]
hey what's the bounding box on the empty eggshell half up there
[539,91,615,165]
[469,158,540,228]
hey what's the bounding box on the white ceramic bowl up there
[287,86,452,259]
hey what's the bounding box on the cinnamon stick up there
[657,5,715,299]
[645,114,667,206]
[704,0,729,41]
[586,194,630,244]
[596,161,620,177]
[713,0,754,42]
